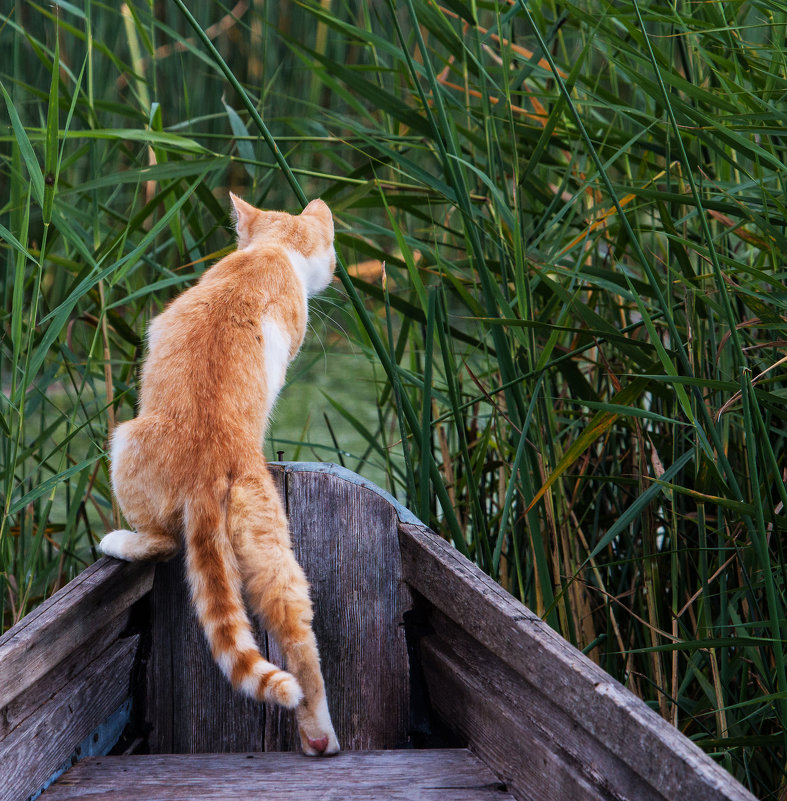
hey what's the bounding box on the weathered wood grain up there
[399,522,756,801]
[3,462,758,801]
[0,611,130,742]
[145,463,412,753]
[40,749,513,800]
[0,635,139,801]
[145,553,268,753]
[265,465,412,752]
[0,558,154,711]
[421,612,663,801]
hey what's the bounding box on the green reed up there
[1,1,785,796]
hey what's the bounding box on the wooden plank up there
[40,749,513,800]
[265,465,412,751]
[145,463,411,753]
[0,611,131,742]
[0,558,154,710]
[421,612,662,801]
[33,700,134,800]
[399,523,756,801]
[0,635,139,801]
[145,554,268,753]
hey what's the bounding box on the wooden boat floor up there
[40,748,514,800]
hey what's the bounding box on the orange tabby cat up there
[99,194,340,756]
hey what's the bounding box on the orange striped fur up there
[100,195,340,756]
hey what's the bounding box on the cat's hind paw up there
[299,726,340,757]
[298,699,341,756]
[99,529,137,561]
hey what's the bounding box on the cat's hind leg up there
[230,473,340,756]
[102,418,180,562]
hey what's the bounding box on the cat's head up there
[229,193,336,297]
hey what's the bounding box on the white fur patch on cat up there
[146,315,163,352]
[285,248,335,297]
[110,423,131,465]
[261,319,290,407]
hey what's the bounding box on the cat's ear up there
[229,192,257,248]
[301,198,333,228]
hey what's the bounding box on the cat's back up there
[151,250,263,339]
[137,249,277,422]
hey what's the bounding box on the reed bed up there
[1,1,785,796]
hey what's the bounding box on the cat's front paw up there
[99,530,137,561]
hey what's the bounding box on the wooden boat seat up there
[1,463,756,801]
[38,749,514,800]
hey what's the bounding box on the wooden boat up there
[0,463,756,801]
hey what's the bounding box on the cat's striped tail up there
[183,495,303,708]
